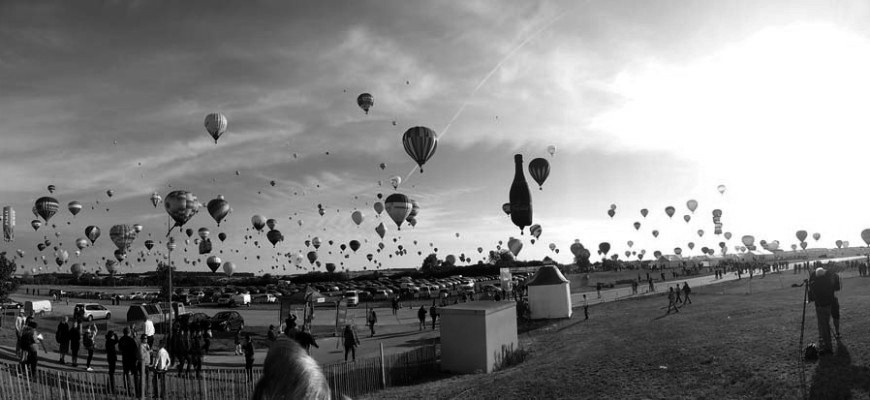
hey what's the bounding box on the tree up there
[0,252,20,300]
[156,261,176,301]
[574,252,592,273]
[420,253,440,274]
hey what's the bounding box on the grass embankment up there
[366,269,870,400]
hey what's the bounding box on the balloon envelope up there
[402,126,438,172]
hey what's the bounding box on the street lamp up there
[166,237,176,343]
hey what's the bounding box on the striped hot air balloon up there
[384,193,412,230]
[68,201,83,216]
[110,224,137,251]
[528,158,550,190]
[357,93,374,114]
[402,126,438,172]
[34,197,59,222]
[204,113,228,143]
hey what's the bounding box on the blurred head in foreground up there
[253,336,333,400]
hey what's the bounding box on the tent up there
[526,265,572,319]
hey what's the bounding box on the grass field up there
[363,268,869,400]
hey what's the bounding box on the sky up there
[2,0,870,276]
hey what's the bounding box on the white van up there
[25,300,52,316]
[233,293,251,307]
[344,291,359,306]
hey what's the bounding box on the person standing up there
[596,282,602,299]
[809,267,836,355]
[143,317,155,347]
[666,287,679,314]
[234,329,243,356]
[83,321,98,371]
[105,330,119,393]
[417,306,427,331]
[188,331,203,379]
[682,282,692,305]
[175,330,190,377]
[391,297,399,316]
[430,304,438,330]
[830,271,842,338]
[267,325,277,343]
[202,328,212,355]
[293,327,319,355]
[583,294,589,320]
[284,314,298,335]
[18,321,42,376]
[14,310,27,358]
[342,325,359,362]
[137,334,151,398]
[69,319,82,367]
[367,309,378,337]
[648,277,655,293]
[243,334,255,381]
[150,339,170,398]
[118,328,139,396]
[55,316,70,364]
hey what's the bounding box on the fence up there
[0,344,440,400]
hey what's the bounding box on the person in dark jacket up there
[342,325,359,362]
[809,267,836,355]
[69,320,82,367]
[105,330,119,393]
[682,282,692,304]
[243,334,255,381]
[188,331,203,378]
[293,327,319,355]
[118,328,139,396]
[417,306,427,331]
[56,316,70,364]
[175,329,190,377]
[430,305,438,330]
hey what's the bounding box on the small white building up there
[527,265,572,319]
[440,302,518,374]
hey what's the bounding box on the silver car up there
[74,303,111,321]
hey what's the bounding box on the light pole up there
[166,237,176,344]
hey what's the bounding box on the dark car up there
[210,311,245,332]
[177,312,211,331]
[0,298,22,315]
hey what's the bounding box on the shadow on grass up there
[809,341,870,399]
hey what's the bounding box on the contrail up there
[403,9,568,184]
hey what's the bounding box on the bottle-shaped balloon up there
[509,154,533,234]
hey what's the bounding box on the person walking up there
[118,328,139,396]
[83,321,98,371]
[666,287,680,314]
[682,282,692,305]
[150,339,170,398]
[430,304,438,330]
[55,316,70,364]
[648,277,655,292]
[105,330,119,393]
[14,310,26,358]
[417,306,427,331]
[674,285,683,305]
[69,319,82,367]
[342,325,359,362]
[243,334,255,381]
[18,321,43,376]
[367,309,378,337]
[809,267,836,355]
[234,329,243,356]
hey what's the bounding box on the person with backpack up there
[417,306,427,331]
[809,267,836,356]
[682,282,692,304]
[342,325,359,362]
[83,321,98,371]
[69,319,82,367]
[56,316,70,365]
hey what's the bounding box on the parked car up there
[217,293,234,306]
[73,303,111,321]
[210,311,245,332]
[177,312,211,331]
[344,291,359,306]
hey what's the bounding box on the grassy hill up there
[364,268,870,400]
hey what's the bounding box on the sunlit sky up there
[2,0,870,275]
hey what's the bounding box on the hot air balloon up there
[109,224,137,251]
[85,226,101,244]
[687,242,695,250]
[47,184,56,194]
[133,224,144,233]
[664,206,675,218]
[724,232,732,240]
[686,200,698,213]
[384,193,412,230]
[357,93,374,114]
[389,176,402,190]
[627,240,634,248]
[683,215,691,223]
[144,240,154,250]
[674,248,682,256]
[796,230,808,243]
[2,206,14,242]
[68,201,83,216]
[402,126,438,172]
[306,251,317,265]
[197,227,210,240]
[862,229,870,246]
[652,230,659,238]
[266,230,284,247]
[529,224,542,239]
[114,249,127,262]
[75,238,88,251]
[349,240,361,252]
[31,220,42,231]
[547,145,556,157]
[37,243,46,251]
[640,209,648,218]
[607,209,615,219]
[633,222,641,230]
[812,233,821,241]
[266,219,277,231]
[222,261,236,277]
[351,211,364,226]
[164,191,200,236]
[150,192,162,208]
[570,241,584,257]
[185,228,194,238]
[105,260,117,275]
[34,197,59,222]
[800,241,808,250]
[717,185,726,194]
[207,196,230,226]
[598,242,610,256]
[741,235,755,248]
[373,202,384,216]
[70,263,83,278]
[502,203,511,215]
[218,232,227,242]
[106,190,114,198]
[697,230,704,237]
[835,240,843,249]
[205,113,228,143]
[528,158,550,190]
[379,163,386,170]
[312,237,322,250]
[507,237,523,256]
[375,222,386,239]
[251,215,266,232]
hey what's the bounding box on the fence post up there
[380,343,386,390]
